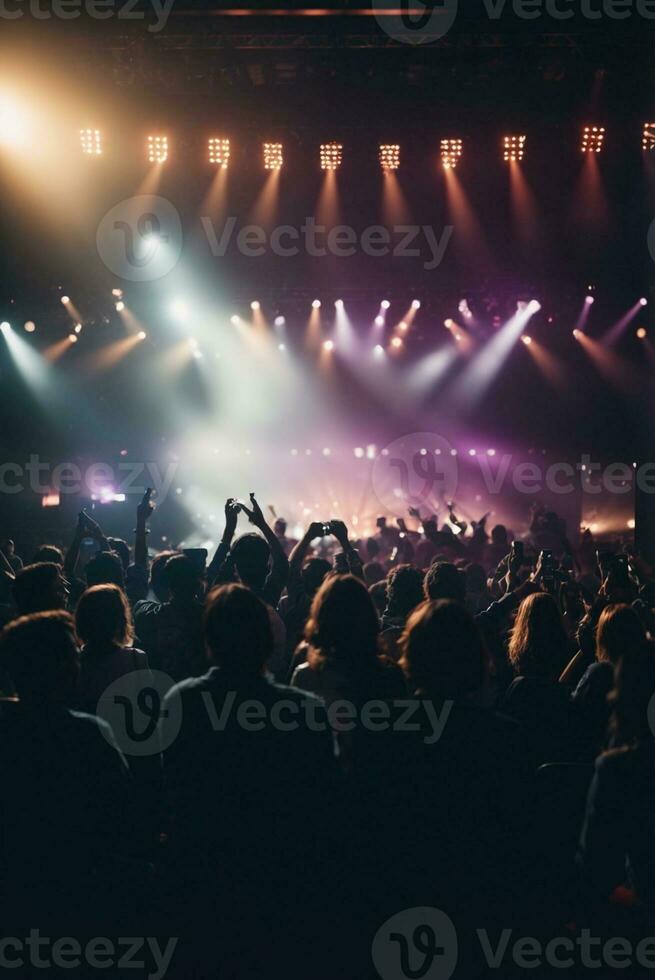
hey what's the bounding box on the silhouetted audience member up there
[0,611,134,922]
[12,562,69,616]
[135,555,205,681]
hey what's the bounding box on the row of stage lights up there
[78,124,655,168]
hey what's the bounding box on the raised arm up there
[207,498,239,585]
[329,520,364,580]
[241,492,289,602]
[64,512,87,582]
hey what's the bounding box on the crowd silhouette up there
[1,492,655,978]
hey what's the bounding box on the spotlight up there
[274,315,285,327]
[581,126,605,153]
[312,299,321,309]
[374,344,384,354]
[522,335,532,345]
[320,142,342,171]
[643,123,655,151]
[335,299,344,309]
[381,300,390,310]
[585,295,595,305]
[528,299,542,313]
[468,449,477,456]
[115,301,125,312]
[208,138,230,167]
[80,128,102,155]
[61,296,70,304]
[391,337,403,349]
[230,315,240,326]
[411,300,421,310]
[444,318,454,329]
[398,321,408,333]
[138,331,147,340]
[379,144,400,171]
[264,142,283,170]
[112,288,123,298]
[637,327,647,339]
[487,449,496,457]
[503,135,526,162]
[0,321,10,334]
[147,135,168,164]
[323,340,334,351]
[441,138,463,169]
[278,343,286,351]
[573,329,581,339]
[250,300,261,311]
[24,321,35,333]
[374,315,384,327]
[639,297,648,306]
[74,323,82,334]
[68,333,78,343]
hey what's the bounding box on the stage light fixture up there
[374,315,384,327]
[68,334,78,343]
[1,321,10,334]
[581,126,605,153]
[379,144,400,171]
[147,135,168,164]
[335,299,344,309]
[411,300,421,310]
[381,300,390,309]
[637,327,647,339]
[24,321,35,333]
[61,296,69,304]
[573,329,581,339]
[274,316,285,327]
[312,299,321,309]
[74,323,82,334]
[323,340,334,351]
[112,288,123,298]
[230,315,240,326]
[278,343,286,351]
[391,337,403,349]
[137,331,146,340]
[441,138,463,169]
[80,128,102,155]
[263,142,283,170]
[115,301,125,312]
[208,138,230,167]
[374,344,384,354]
[639,297,648,306]
[398,321,408,332]
[320,142,342,171]
[503,135,526,162]
[643,123,655,151]
[522,335,532,345]
[251,301,260,311]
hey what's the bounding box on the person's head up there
[85,551,125,590]
[32,545,63,567]
[368,580,387,616]
[306,574,380,668]
[508,592,569,680]
[363,561,386,586]
[1,540,15,558]
[491,524,508,547]
[385,564,424,620]
[231,533,271,590]
[596,604,646,665]
[301,557,331,599]
[75,584,134,650]
[424,562,466,604]
[464,563,487,595]
[273,518,287,538]
[0,611,78,703]
[164,554,201,602]
[400,600,488,699]
[150,550,177,603]
[204,584,272,674]
[107,538,130,572]
[13,563,69,616]
[609,643,655,746]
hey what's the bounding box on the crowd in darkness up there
[1,491,655,978]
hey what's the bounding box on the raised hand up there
[329,519,350,548]
[241,492,267,530]
[224,498,239,539]
[137,487,155,523]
